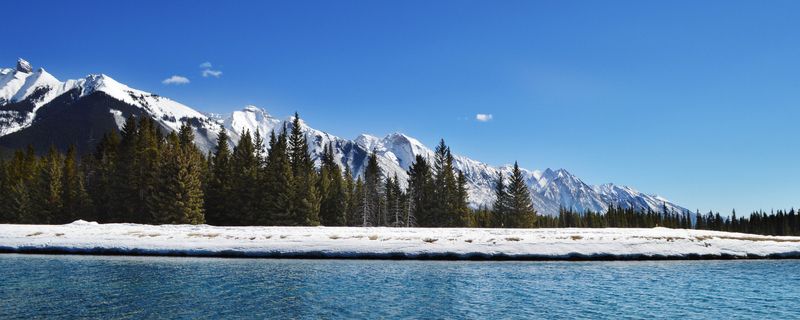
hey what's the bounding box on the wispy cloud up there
[200,61,222,78]
[475,113,493,122]
[162,75,190,85]
[202,69,223,78]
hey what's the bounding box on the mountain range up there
[0,59,690,216]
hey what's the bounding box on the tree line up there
[0,113,525,228]
[0,114,798,236]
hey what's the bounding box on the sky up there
[4,0,800,214]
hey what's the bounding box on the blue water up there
[1,255,799,319]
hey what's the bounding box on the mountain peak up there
[242,105,261,112]
[16,58,32,73]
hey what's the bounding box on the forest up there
[0,114,798,237]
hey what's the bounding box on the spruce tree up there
[60,145,93,223]
[343,166,358,226]
[229,130,260,225]
[363,151,383,226]
[0,149,36,224]
[263,129,294,225]
[407,155,433,227]
[454,170,470,227]
[318,144,347,226]
[506,162,536,228]
[0,158,8,223]
[30,146,63,224]
[432,139,460,226]
[492,171,509,227]
[205,127,233,225]
[288,113,320,226]
[151,129,205,224]
[135,117,162,224]
[86,132,120,223]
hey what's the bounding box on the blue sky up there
[5,0,800,214]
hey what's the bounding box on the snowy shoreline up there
[1,221,800,260]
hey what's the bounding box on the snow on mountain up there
[0,59,690,216]
[0,59,220,150]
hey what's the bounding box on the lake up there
[1,254,798,319]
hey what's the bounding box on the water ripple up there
[0,256,799,319]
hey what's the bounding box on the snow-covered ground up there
[1,221,799,260]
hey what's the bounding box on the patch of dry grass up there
[187,233,219,238]
[422,238,438,243]
[25,232,43,237]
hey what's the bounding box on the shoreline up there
[2,248,800,261]
[1,221,799,261]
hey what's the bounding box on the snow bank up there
[1,222,799,260]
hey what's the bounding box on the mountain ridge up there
[0,59,690,216]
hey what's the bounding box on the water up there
[1,255,798,319]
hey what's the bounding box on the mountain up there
[0,59,690,216]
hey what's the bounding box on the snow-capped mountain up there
[0,59,690,216]
[0,59,219,153]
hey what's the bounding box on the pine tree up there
[205,127,233,225]
[506,162,536,228]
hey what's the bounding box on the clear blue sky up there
[5,0,800,214]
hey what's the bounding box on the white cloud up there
[475,113,493,122]
[202,69,223,78]
[162,75,190,85]
[199,61,213,68]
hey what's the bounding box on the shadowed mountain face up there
[0,90,150,155]
[0,59,690,215]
